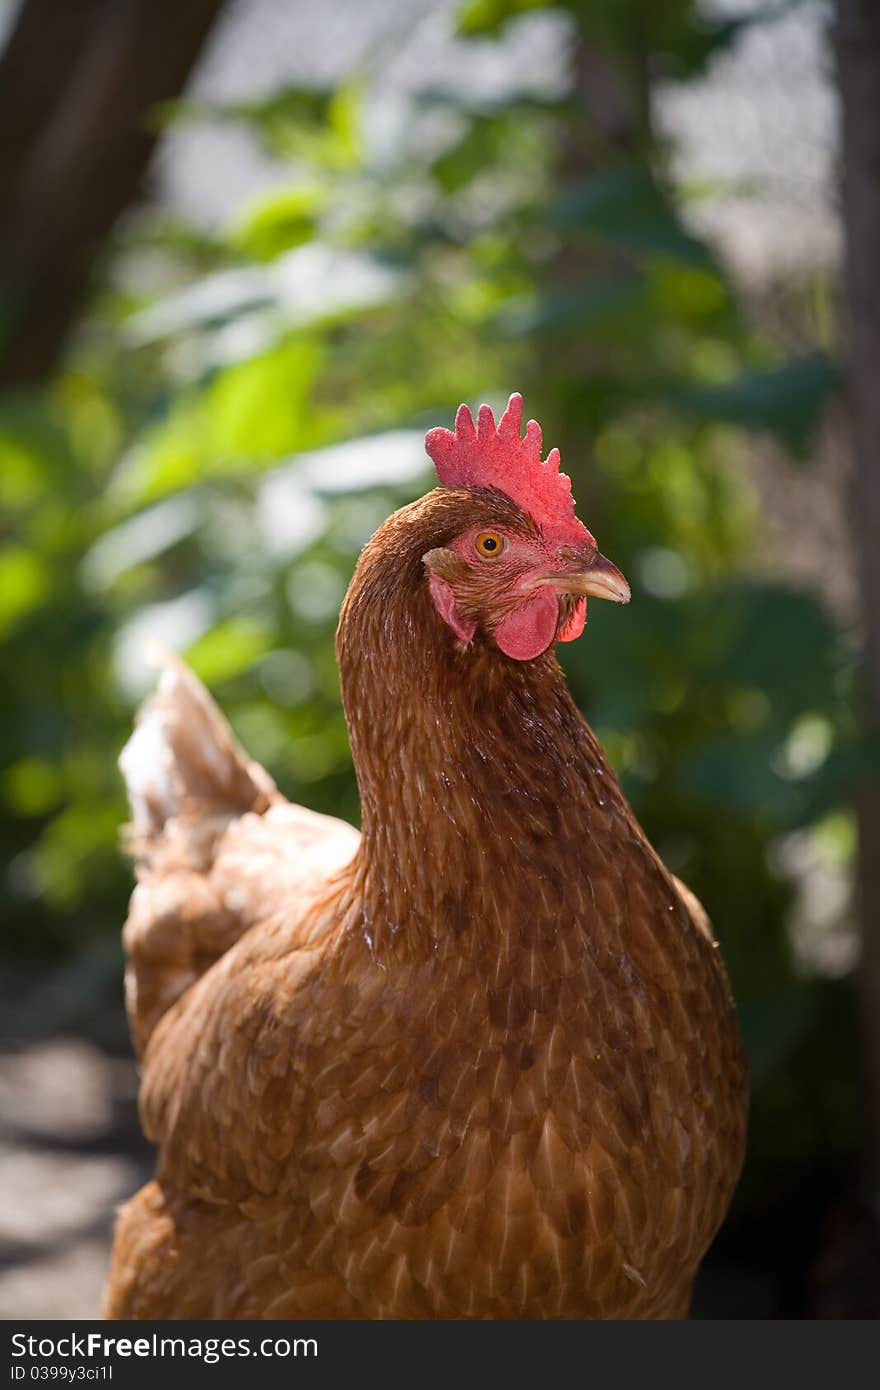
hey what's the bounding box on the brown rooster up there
[105,393,747,1320]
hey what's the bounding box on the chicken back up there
[105,395,747,1319]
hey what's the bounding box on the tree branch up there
[0,0,227,387]
[836,0,880,1216]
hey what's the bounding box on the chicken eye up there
[475,531,506,559]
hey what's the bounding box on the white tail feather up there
[119,646,275,842]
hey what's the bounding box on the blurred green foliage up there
[0,0,863,1217]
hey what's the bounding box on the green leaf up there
[125,338,326,502]
[456,0,550,38]
[498,273,648,336]
[549,163,715,267]
[3,758,63,817]
[795,737,880,824]
[677,730,794,817]
[230,188,323,262]
[672,352,841,456]
[0,546,51,639]
[207,338,323,461]
[457,0,796,82]
[715,584,841,719]
[738,986,822,1085]
[186,618,272,686]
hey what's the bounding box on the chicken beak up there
[539,552,631,605]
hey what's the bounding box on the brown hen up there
[105,394,747,1320]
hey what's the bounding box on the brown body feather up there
[105,489,747,1319]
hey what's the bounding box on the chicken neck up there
[335,496,637,960]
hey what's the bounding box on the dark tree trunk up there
[537,31,651,524]
[0,0,227,387]
[836,0,880,1216]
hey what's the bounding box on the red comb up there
[424,392,591,546]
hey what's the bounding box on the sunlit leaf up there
[186,618,273,686]
[456,0,550,38]
[0,546,51,638]
[207,339,323,461]
[3,759,63,817]
[231,188,323,262]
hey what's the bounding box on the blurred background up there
[1,0,879,1318]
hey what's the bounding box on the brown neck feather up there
[336,492,636,957]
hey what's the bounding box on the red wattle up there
[494,589,560,661]
[558,596,587,642]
